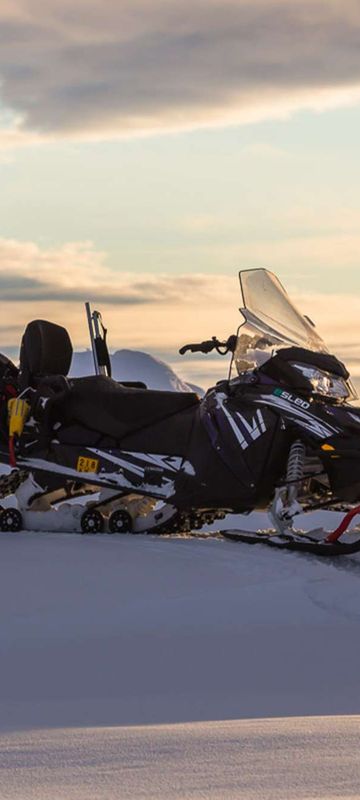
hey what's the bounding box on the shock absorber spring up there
[286,439,306,504]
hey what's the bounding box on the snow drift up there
[1,527,360,733]
[1,522,360,797]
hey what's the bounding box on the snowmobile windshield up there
[232,268,328,376]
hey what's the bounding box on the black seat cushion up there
[56,404,197,456]
[51,375,200,439]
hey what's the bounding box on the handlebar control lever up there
[179,334,237,356]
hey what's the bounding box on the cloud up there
[1,1,360,141]
[0,238,241,351]
[0,237,358,381]
[0,237,236,304]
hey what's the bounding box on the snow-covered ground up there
[2,716,360,799]
[1,524,360,797]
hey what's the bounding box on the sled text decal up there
[77,456,99,473]
[273,388,310,409]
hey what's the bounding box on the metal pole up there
[85,302,111,376]
[85,301,100,374]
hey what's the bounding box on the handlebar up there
[179,335,237,356]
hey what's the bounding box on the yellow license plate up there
[77,456,99,473]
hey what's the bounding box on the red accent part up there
[8,436,16,468]
[325,505,360,543]
[5,384,17,398]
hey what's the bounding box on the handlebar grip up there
[180,334,237,356]
[179,343,204,355]
[179,340,215,355]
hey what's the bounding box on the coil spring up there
[286,439,306,485]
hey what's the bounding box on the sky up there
[0,0,360,388]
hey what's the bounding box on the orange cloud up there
[0,237,358,384]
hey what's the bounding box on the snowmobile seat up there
[19,319,199,440]
[48,374,200,440]
[18,319,73,392]
[19,319,148,392]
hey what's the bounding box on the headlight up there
[291,363,350,399]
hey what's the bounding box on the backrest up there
[19,319,73,391]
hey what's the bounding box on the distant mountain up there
[70,349,204,395]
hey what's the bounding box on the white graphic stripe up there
[220,403,248,449]
[216,393,267,450]
[123,452,183,472]
[258,395,339,438]
[88,449,144,476]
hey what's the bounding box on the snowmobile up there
[0,268,360,556]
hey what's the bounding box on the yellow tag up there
[321,444,335,451]
[8,398,31,438]
[77,456,99,473]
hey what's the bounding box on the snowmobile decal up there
[258,394,339,439]
[87,448,192,480]
[88,449,145,478]
[236,409,266,444]
[86,448,196,493]
[216,393,267,450]
[19,454,177,498]
[349,412,360,426]
[19,457,102,481]
[123,452,192,474]
[273,388,310,410]
[219,401,247,449]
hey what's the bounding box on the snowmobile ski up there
[221,528,360,556]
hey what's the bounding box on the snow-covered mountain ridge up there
[70,348,203,394]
